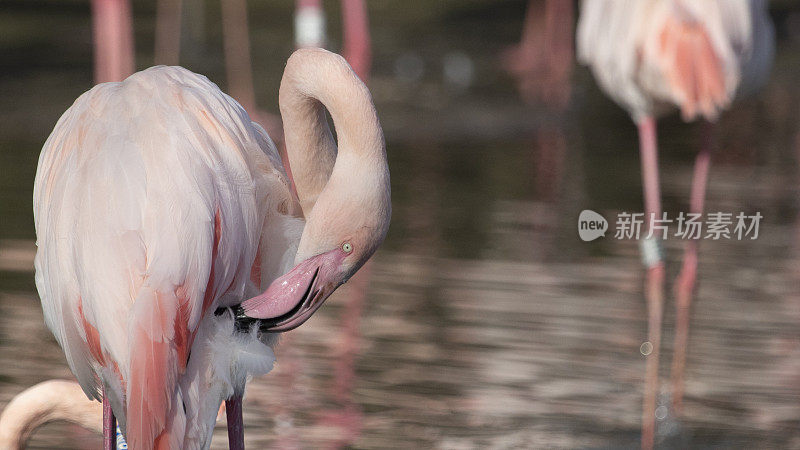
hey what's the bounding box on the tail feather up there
[657,15,730,121]
[127,286,189,449]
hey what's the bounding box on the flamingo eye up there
[342,242,353,253]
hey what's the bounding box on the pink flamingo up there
[33,47,390,450]
[577,1,773,448]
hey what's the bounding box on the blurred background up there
[2,0,800,448]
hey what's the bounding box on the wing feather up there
[33,65,297,447]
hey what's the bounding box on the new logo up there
[578,210,608,241]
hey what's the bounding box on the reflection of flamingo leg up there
[670,123,713,414]
[534,125,567,201]
[91,0,135,83]
[317,265,369,446]
[638,117,664,450]
[102,391,115,450]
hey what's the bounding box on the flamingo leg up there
[638,116,664,450]
[670,122,713,414]
[90,0,135,84]
[103,390,116,450]
[226,395,245,450]
[341,0,371,78]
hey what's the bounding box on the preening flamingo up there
[577,1,773,448]
[33,47,390,450]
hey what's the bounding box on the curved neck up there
[279,49,384,216]
[0,380,101,448]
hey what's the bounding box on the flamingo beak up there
[233,248,346,332]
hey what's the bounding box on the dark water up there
[2,1,800,448]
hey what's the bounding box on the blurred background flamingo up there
[577,0,774,447]
[502,0,574,207]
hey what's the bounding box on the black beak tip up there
[215,304,259,332]
[232,304,248,320]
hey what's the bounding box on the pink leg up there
[341,0,371,79]
[670,123,713,414]
[103,390,116,450]
[91,0,135,83]
[226,395,245,450]
[638,116,664,450]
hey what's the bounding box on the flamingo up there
[577,1,773,448]
[33,46,390,450]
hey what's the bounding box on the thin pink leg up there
[341,0,371,79]
[670,122,713,414]
[103,390,116,450]
[638,116,664,450]
[91,0,135,83]
[226,394,245,450]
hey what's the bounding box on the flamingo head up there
[235,159,391,332]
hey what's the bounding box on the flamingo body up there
[577,0,774,122]
[34,66,301,449]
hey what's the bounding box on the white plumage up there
[34,66,301,448]
[577,0,774,122]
